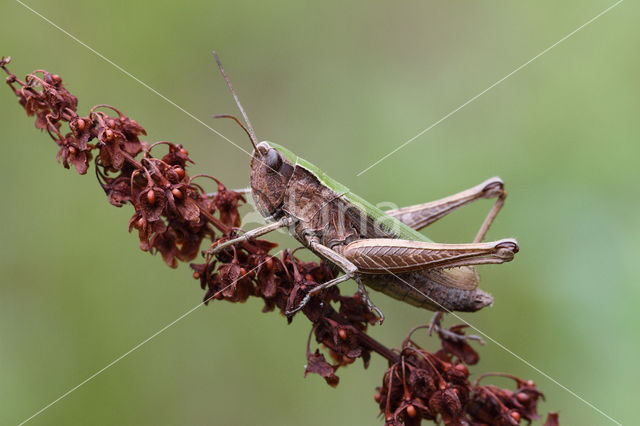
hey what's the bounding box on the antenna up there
[212,51,260,153]
[213,114,254,142]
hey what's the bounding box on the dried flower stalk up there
[1,56,559,425]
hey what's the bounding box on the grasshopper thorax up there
[250,141,295,220]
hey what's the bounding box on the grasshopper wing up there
[422,267,479,291]
[342,238,518,274]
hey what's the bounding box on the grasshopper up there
[210,53,519,322]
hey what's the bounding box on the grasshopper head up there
[250,141,295,219]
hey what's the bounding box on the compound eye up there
[265,149,282,172]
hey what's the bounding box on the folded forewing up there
[342,238,517,274]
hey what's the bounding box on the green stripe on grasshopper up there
[268,141,433,243]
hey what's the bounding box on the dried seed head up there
[2,60,557,426]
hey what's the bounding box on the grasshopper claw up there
[285,293,310,317]
[428,311,444,336]
[286,273,354,317]
[437,326,485,345]
[372,306,385,325]
[428,311,484,344]
[357,280,385,324]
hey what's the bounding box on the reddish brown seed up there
[239,268,247,277]
[374,392,382,403]
[454,363,469,376]
[51,74,61,85]
[526,380,535,387]
[171,188,183,199]
[265,257,274,271]
[516,392,530,403]
[328,351,341,363]
[147,190,156,205]
[510,411,521,422]
[104,129,113,141]
[193,272,200,279]
[76,118,85,131]
[338,329,348,341]
[108,119,116,128]
[175,167,185,179]
[179,148,188,155]
[305,274,314,281]
[406,405,417,418]
[137,218,145,229]
[341,355,354,364]
[68,146,77,155]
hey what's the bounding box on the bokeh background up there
[1,1,637,424]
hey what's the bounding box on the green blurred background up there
[1,1,637,424]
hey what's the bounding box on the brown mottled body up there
[281,166,384,248]
[242,141,518,314]
[272,161,493,312]
[202,53,518,317]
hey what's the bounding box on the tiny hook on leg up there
[428,311,484,345]
[285,273,353,317]
[356,279,384,324]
